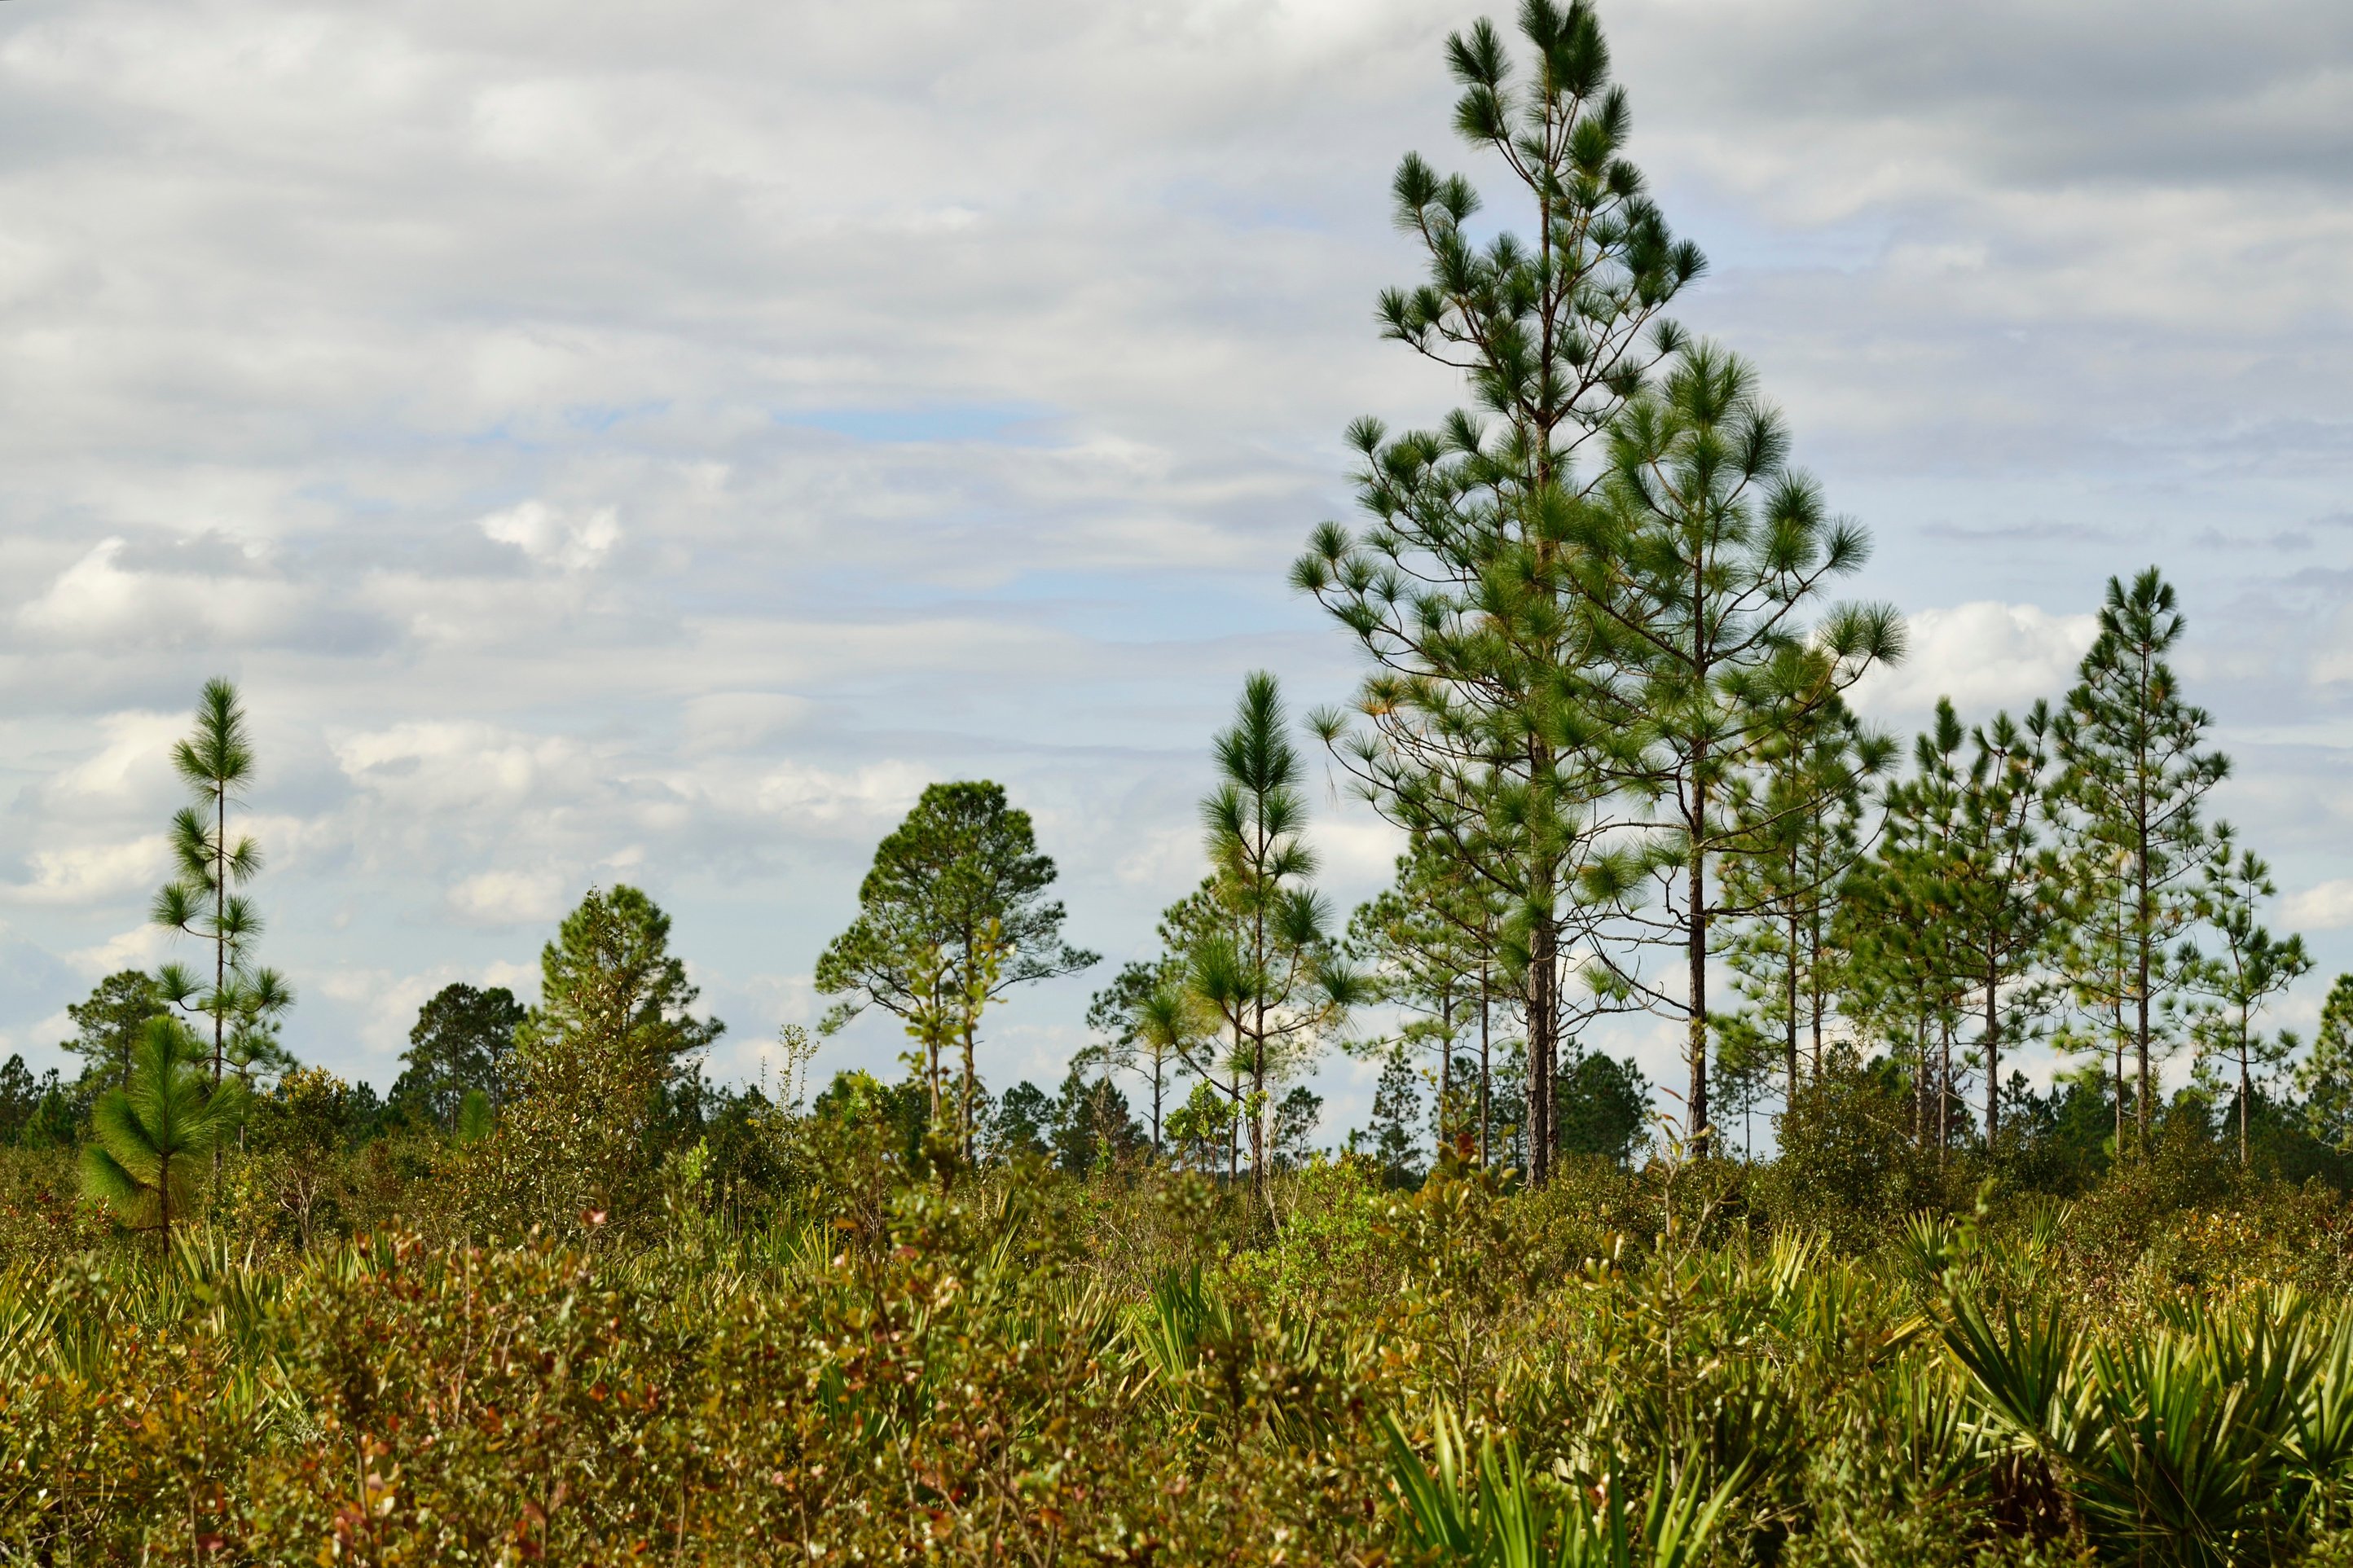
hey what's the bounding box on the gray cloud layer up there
[2,0,2349,1116]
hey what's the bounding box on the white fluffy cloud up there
[2288,880,2353,933]
[480,502,622,572]
[3,836,168,906]
[1849,601,2099,724]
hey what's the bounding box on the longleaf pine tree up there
[1717,698,1889,1101]
[80,1016,244,1250]
[151,679,292,1085]
[1349,837,1505,1162]
[1842,705,1973,1149]
[1295,0,1704,1184]
[2185,830,2310,1165]
[1194,674,1360,1188]
[59,971,169,1095]
[2054,569,2228,1152]
[2297,973,2353,1153]
[1581,345,1900,1147]
[1085,959,1195,1155]
[1947,704,2066,1144]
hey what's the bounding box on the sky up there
[2,0,2351,1140]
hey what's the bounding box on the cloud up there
[446,869,570,927]
[0,0,2349,1101]
[64,924,177,979]
[480,501,622,571]
[12,538,313,651]
[1849,601,2098,723]
[2287,879,2353,933]
[2,835,169,905]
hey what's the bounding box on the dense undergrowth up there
[12,1099,2353,1566]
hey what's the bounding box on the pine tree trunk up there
[213,782,227,1084]
[1784,907,1800,1105]
[1436,991,1452,1161]
[2239,1035,2251,1167]
[1478,972,1491,1171]
[1251,882,1268,1192]
[1528,911,1556,1185]
[1937,1018,1951,1163]
[2113,1020,2127,1157]
[1686,851,1709,1150]
[1983,958,2000,1148]
[1913,1023,1927,1145]
[1227,1020,1241,1184]
[2136,649,2154,1151]
[959,1015,976,1163]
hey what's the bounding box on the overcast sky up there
[3,0,2351,1135]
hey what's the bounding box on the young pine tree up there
[389,982,526,1133]
[1365,1043,1425,1186]
[2184,832,2310,1165]
[1348,840,1494,1162]
[1085,959,1194,1155]
[150,679,292,1085]
[58,971,169,1095]
[81,1016,245,1250]
[1194,674,1361,1188]
[2298,974,2353,1154]
[1841,706,1973,1151]
[0,1056,36,1145]
[2054,569,2228,1153]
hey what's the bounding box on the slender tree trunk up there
[1983,959,2000,1149]
[1810,967,1825,1081]
[1478,968,1491,1171]
[2239,1028,2251,1167]
[1913,1022,1926,1144]
[1784,907,1800,1105]
[1685,564,1713,1153]
[2113,1011,2127,1157]
[1437,990,1453,1161]
[2135,919,2153,1149]
[1227,1019,1241,1184]
[1250,876,1268,1191]
[213,783,227,1084]
[2135,657,2153,1152]
[1528,910,1556,1185]
[1685,848,1709,1150]
[959,1015,976,1163]
[1936,1016,1952,1162]
[1526,102,1562,1192]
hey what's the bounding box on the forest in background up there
[10,2,2353,1561]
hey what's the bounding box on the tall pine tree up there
[2053,569,2227,1152]
[1579,346,1900,1147]
[1295,0,1703,1184]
